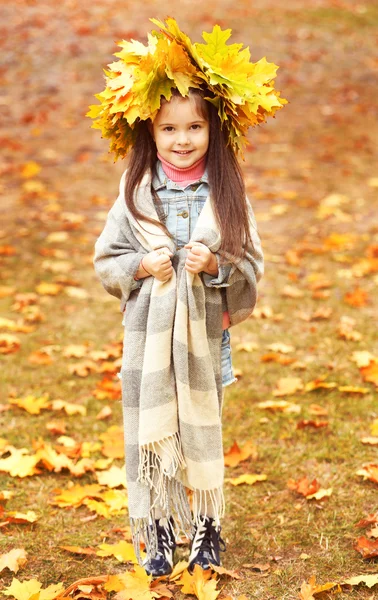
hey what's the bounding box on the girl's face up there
[152,95,209,168]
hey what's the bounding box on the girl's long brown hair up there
[124,89,253,261]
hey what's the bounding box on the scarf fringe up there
[192,486,226,528]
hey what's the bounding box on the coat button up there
[181,210,189,218]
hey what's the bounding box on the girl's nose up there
[177,131,190,145]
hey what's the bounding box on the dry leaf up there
[257,400,301,413]
[225,473,267,486]
[224,440,257,467]
[3,578,64,600]
[96,541,137,564]
[0,549,27,574]
[96,465,126,488]
[273,377,304,396]
[354,537,378,559]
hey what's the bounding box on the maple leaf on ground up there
[177,565,220,600]
[344,574,378,589]
[9,395,51,415]
[224,440,257,467]
[344,286,368,307]
[354,536,378,559]
[272,377,303,396]
[225,474,267,486]
[96,540,137,564]
[96,464,126,488]
[257,400,301,413]
[0,549,27,574]
[287,477,320,498]
[356,464,378,485]
[3,578,64,599]
[1,511,38,526]
[360,360,378,387]
[296,420,329,430]
[209,563,242,579]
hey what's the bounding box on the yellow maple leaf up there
[225,474,267,486]
[21,161,41,178]
[273,377,303,396]
[96,541,137,564]
[4,511,39,524]
[3,578,64,600]
[0,549,27,574]
[51,484,104,507]
[114,565,153,600]
[51,399,86,416]
[224,440,257,467]
[96,465,126,488]
[35,282,63,296]
[9,395,50,415]
[0,447,40,478]
[344,574,378,588]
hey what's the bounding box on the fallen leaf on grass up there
[304,378,337,392]
[299,575,341,599]
[224,440,257,467]
[360,360,378,387]
[169,560,189,580]
[344,574,378,588]
[273,377,304,396]
[306,488,333,500]
[287,477,320,497]
[351,351,376,368]
[257,400,301,413]
[0,334,21,354]
[267,342,295,353]
[296,420,329,430]
[1,511,39,526]
[354,537,378,559]
[355,513,378,528]
[177,564,220,599]
[338,386,369,394]
[3,578,64,600]
[96,465,126,488]
[225,474,267,486]
[235,342,259,352]
[209,563,242,579]
[9,395,50,415]
[356,464,378,484]
[344,286,368,307]
[361,437,378,446]
[0,549,27,573]
[35,282,63,296]
[96,541,137,564]
[51,399,86,416]
[242,563,270,572]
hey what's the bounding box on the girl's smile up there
[152,96,209,168]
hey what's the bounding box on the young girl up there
[89,18,286,577]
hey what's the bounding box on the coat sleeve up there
[93,171,146,306]
[225,198,264,326]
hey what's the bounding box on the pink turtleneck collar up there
[157,152,207,187]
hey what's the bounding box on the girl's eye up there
[164,126,174,132]
[191,124,201,130]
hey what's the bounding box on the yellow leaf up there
[51,399,86,416]
[225,473,267,486]
[3,511,38,524]
[96,541,137,563]
[9,395,50,415]
[343,574,378,588]
[272,377,303,396]
[96,465,126,488]
[224,440,257,467]
[52,484,104,507]
[338,386,369,394]
[306,487,333,500]
[257,400,301,414]
[115,565,153,600]
[169,560,189,581]
[3,578,64,600]
[235,342,259,352]
[35,282,63,296]
[0,447,40,478]
[208,563,242,579]
[267,342,295,354]
[351,351,376,367]
[21,161,41,178]
[0,549,27,574]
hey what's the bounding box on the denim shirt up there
[152,161,236,387]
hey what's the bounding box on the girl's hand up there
[141,248,174,282]
[184,242,218,275]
